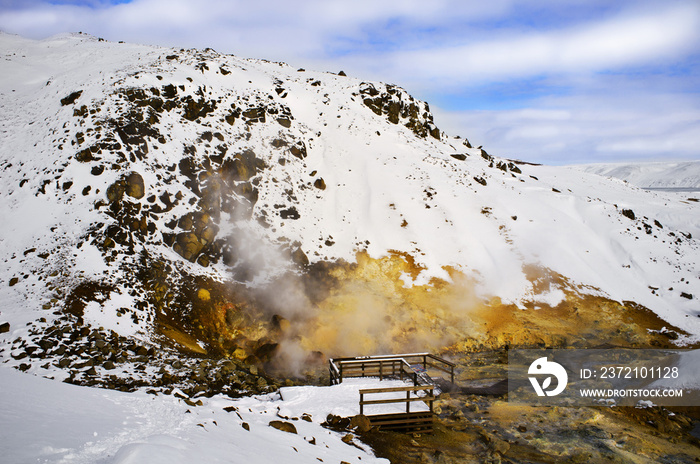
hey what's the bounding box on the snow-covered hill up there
[2,29,700,464]
[1,31,699,377]
[569,161,700,189]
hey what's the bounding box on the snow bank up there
[0,367,389,464]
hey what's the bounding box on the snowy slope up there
[0,31,698,346]
[0,366,389,464]
[569,161,700,189]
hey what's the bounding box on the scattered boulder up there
[0,322,10,333]
[60,90,83,106]
[125,172,145,199]
[291,247,309,266]
[280,207,300,220]
[269,420,297,434]
[289,141,307,159]
[349,414,372,433]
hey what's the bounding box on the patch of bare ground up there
[361,393,700,463]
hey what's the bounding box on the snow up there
[568,161,700,189]
[82,291,145,337]
[279,378,430,418]
[0,366,390,464]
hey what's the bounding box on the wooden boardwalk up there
[328,353,456,433]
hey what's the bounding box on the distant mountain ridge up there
[569,161,700,189]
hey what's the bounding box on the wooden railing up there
[329,357,421,386]
[329,352,455,385]
[359,384,435,415]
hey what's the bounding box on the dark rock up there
[125,172,145,199]
[313,178,326,190]
[255,343,279,363]
[450,154,467,161]
[61,91,83,106]
[106,180,126,203]
[289,141,307,159]
[680,292,693,300]
[242,107,266,123]
[221,149,266,183]
[0,322,9,333]
[350,415,372,433]
[173,232,206,262]
[324,414,350,429]
[269,420,297,434]
[622,209,636,220]
[280,207,300,220]
[291,247,309,266]
[181,94,217,121]
[8,277,18,287]
[481,431,510,455]
[162,84,178,99]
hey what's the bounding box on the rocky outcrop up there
[358,82,441,139]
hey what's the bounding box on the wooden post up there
[451,366,454,384]
[423,354,427,372]
[360,392,364,415]
[406,390,410,413]
[339,362,343,383]
[379,360,383,380]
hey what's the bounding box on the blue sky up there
[0,0,698,165]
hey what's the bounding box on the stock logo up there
[528,357,568,396]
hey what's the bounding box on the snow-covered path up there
[0,367,391,464]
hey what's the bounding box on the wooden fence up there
[359,384,436,432]
[327,352,455,433]
[329,352,455,385]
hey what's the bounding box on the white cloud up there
[381,3,700,88]
[433,91,700,165]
